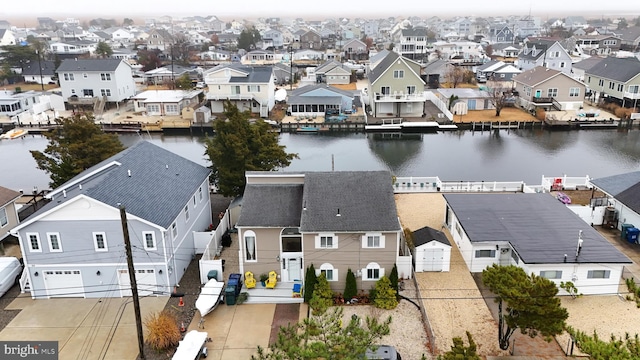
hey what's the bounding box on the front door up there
[285,258,302,282]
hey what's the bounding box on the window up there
[171,222,177,239]
[100,73,111,81]
[629,85,640,94]
[510,250,520,264]
[320,235,333,248]
[198,187,203,201]
[381,86,390,95]
[393,70,404,78]
[598,79,604,87]
[406,86,416,94]
[143,231,156,250]
[83,73,88,78]
[587,270,610,279]
[0,207,7,227]
[47,232,62,252]
[560,62,566,68]
[244,230,256,261]
[617,84,624,92]
[93,232,108,251]
[365,262,383,280]
[71,89,76,94]
[146,104,160,113]
[27,233,41,252]
[166,104,178,113]
[184,205,190,222]
[363,233,385,248]
[231,85,241,95]
[475,249,496,258]
[540,270,562,279]
[63,73,74,81]
[247,85,261,92]
[551,51,560,58]
[100,89,111,96]
[318,263,337,281]
[547,88,558,97]
[193,195,197,207]
[609,81,615,90]
[569,88,580,97]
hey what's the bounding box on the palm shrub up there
[373,276,398,310]
[144,310,181,351]
[304,264,317,303]
[344,268,357,301]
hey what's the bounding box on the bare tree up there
[486,80,511,116]
[445,65,465,88]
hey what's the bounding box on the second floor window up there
[63,73,74,81]
[569,88,580,97]
[100,89,111,96]
[547,88,558,97]
[101,73,111,81]
[93,232,108,251]
[393,70,404,78]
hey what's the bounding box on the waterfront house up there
[437,88,494,112]
[10,141,212,298]
[57,58,136,109]
[583,57,640,107]
[235,171,405,292]
[366,51,426,118]
[314,60,352,85]
[573,34,621,56]
[287,84,354,116]
[132,89,202,116]
[518,39,572,75]
[396,27,428,62]
[444,193,631,295]
[203,63,275,117]
[571,57,605,82]
[0,90,43,120]
[590,171,640,231]
[512,66,586,111]
[0,186,21,245]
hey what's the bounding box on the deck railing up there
[394,175,591,194]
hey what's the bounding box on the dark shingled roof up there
[225,65,273,83]
[443,193,630,264]
[300,171,400,232]
[22,60,56,76]
[236,185,303,227]
[368,51,400,84]
[34,141,210,229]
[57,58,123,72]
[290,84,353,98]
[584,57,640,83]
[591,171,640,214]
[413,226,450,247]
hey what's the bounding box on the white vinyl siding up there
[47,232,62,252]
[315,233,337,249]
[143,231,156,250]
[27,232,42,252]
[362,233,385,248]
[93,232,108,252]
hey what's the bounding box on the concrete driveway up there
[0,296,166,360]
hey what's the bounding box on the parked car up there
[556,192,571,204]
[365,345,402,360]
[195,82,206,89]
[0,257,23,297]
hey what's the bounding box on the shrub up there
[404,227,415,249]
[344,268,357,302]
[374,276,398,310]
[389,264,399,297]
[304,264,317,303]
[144,310,181,351]
[221,231,232,247]
[309,273,334,315]
[615,106,633,119]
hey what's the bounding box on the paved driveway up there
[0,296,166,360]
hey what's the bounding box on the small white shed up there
[413,226,452,272]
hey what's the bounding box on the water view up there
[3,129,640,192]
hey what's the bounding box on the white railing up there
[425,91,453,120]
[374,92,428,102]
[393,175,592,194]
[201,210,231,261]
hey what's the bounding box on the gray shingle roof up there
[225,65,273,83]
[236,185,303,227]
[616,182,640,215]
[0,186,21,207]
[287,96,341,105]
[300,171,400,232]
[443,193,630,264]
[584,57,640,83]
[512,66,562,87]
[57,58,123,72]
[572,57,605,71]
[590,171,640,196]
[413,226,450,247]
[401,27,428,37]
[38,141,210,229]
[290,84,353,98]
[22,60,56,76]
[368,51,400,84]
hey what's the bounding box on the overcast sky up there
[2,1,637,20]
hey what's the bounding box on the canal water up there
[3,128,640,192]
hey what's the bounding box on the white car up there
[0,257,23,297]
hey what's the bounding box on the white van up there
[0,257,23,297]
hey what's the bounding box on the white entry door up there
[423,249,444,272]
[286,258,302,282]
[44,270,84,298]
[118,269,157,297]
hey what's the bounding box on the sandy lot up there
[395,193,506,356]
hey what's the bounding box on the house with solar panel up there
[443,193,630,295]
[10,141,212,299]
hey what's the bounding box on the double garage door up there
[44,270,84,298]
[422,248,444,272]
[118,269,158,297]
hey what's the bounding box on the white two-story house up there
[518,39,572,75]
[203,64,275,117]
[397,27,428,62]
[57,59,136,108]
[10,141,212,299]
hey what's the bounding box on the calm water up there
[3,129,640,192]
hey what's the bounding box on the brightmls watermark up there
[2,341,58,359]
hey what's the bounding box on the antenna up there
[575,230,583,259]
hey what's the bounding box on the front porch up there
[243,281,304,304]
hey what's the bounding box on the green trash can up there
[225,285,236,305]
[207,270,218,280]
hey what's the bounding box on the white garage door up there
[423,248,444,272]
[44,270,84,298]
[118,269,158,297]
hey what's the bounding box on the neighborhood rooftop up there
[57,58,124,72]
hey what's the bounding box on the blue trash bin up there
[627,228,640,244]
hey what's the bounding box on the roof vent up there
[166,164,169,169]
[63,190,67,198]
[79,184,82,190]
[128,169,132,177]
[336,208,341,217]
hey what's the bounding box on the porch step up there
[241,283,304,304]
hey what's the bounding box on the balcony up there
[67,95,98,105]
[531,97,554,104]
[374,92,428,102]
[624,91,640,100]
[206,93,258,101]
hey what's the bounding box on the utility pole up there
[120,205,145,360]
[289,46,294,90]
[35,49,45,91]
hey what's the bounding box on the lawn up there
[8,82,58,91]
[455,107,539,123]
[330,83,357,91]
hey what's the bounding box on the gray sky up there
[3,1,637,19]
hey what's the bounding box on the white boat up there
[195,278,225,328]
[172,330,208,360]
[0,128,28,140]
